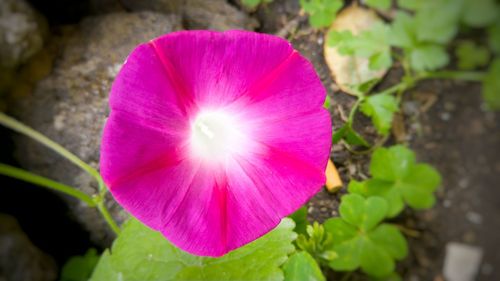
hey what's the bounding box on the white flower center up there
[190,110,247,163]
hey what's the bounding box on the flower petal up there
[109,43,188,122]
[150,30,295,109]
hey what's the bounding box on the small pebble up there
[440,112,451,121]
[466,212,482,225]
[443,242,483,281]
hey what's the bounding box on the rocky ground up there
[0,0,499,280]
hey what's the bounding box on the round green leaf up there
[283,252,326,281]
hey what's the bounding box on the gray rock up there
[11,12,182,246]
[0,0,48,68]
[0,214,57,281]
[183,0,258,30]
[122,0,258,30]
[443,242,483,281]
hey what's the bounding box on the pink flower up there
[100,30,332,257]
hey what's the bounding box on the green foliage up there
[324,194,408,278]
[300,0,343,28]
[242,0,272,9]
[323,94,331,109]
[488,20,500,54]
[90,218,297,281]
[365,0,391,10]
[461,0,499,28]
[328,23,393,70]
[283,252,325,281]
[289,206,308,235]
[332,124,369,147]
[349,146,441,217]
[482,58,500,110]
[296,222,337,264]
[390,12,449,71]
[61,249,100,281]
[360,93,399,135]
[455,41,491,70]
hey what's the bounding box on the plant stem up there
[421,70,486,81]
[0,163,95,206]
[0,112,106,191]
[0,112,120,234]
[347,98,362,124]
[95,197,121,235]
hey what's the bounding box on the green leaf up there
[90,218,297,281]
[289,206,308,235]
[359,145,441,217]
[332,124,370,147]
[389,12,416,48]
[414,0,461,44]
[488,20,500,54]
[339,194,388,231]
[371,272,403,281]
[283,252,325,281]
[300,0,343,28]
[61,249,100,281]
[324,195,408,278]
[329,23,392,71]
[360,93,399,135]
[368,224,408,260]
[323,95,331,109]
[409,45,449,71]
[455,41,490,70]
[242,0,261,8]
[461,0,499,27]
[482,58,500,110]
[365,0,391,10]
[370,145,415,180]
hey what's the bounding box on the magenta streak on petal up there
[107,147,186,188]
[215,172,229,253]
[148,40,198,115]
[235,50,298,105]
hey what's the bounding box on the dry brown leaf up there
[323,5,388,96]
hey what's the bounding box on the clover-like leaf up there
[360,93,399,135]
[455,41,490,70]
[300,0,343,28]
[283,252,326,281]
[91,218,297,281]
[339,194,388,231]
[482,58,500,110]
[350,145,441,217]
[324,194,408,278]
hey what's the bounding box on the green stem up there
[0,112,105,191]
[421,70,486,81]
[0,163,95,206]
[95,197,121,235]
[347,98,363,124]
[0,112,120,234]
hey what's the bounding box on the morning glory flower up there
[100,30,332,257]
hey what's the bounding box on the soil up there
[1,0,499,280]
